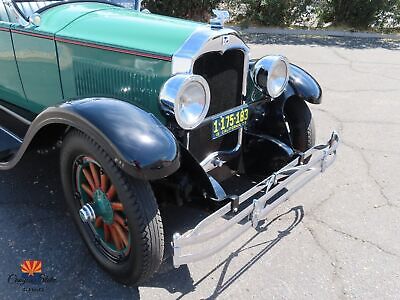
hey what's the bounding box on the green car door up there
[11,26,63,113]
[0,20,26,109]
[0,1,62,114]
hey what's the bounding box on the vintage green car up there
[0,0,338,284]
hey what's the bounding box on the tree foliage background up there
[318,0,400,29]
[142,0,221,20]
[142,0,400,31]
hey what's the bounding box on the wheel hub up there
[79,189,114,224]
[75,156,130,256]
[93,189,114,224]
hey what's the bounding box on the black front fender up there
[0,98,180,180]
[248,60,322,104]
[282,64,322,104]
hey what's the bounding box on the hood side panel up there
[57,41,172,122]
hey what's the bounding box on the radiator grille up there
[189,50,245,162]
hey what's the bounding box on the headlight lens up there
[252,55,290,98]
[177,80,208,129]
[159,75,210,130]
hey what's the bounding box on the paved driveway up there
[0,35,399,299]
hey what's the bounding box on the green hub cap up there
[93,189,114,224]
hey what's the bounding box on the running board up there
[0,127,22,161]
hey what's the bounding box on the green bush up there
[319,0,387,28]
[234,0,400,30]
[142,0,400,31]
[142,0,221,20]
[374,0,400,30]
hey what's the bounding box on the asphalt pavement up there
[0,34,399,299]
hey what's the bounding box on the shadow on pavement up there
[147,206,304,299]
[243,33,400,50]
[0,149,303,299]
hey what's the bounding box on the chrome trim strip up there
[172,131,339,267]
[0,104,32,126]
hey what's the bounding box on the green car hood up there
[53,5,203,58]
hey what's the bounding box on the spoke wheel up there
[74,156,131,261]
[60,130,164,284]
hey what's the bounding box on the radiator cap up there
[210,9,230,29]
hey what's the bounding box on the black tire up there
[60,129,164,285]
[284,98,316,151]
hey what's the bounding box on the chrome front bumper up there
[172,131,339,268]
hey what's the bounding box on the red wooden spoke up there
[104,224,111,243]
[89,162,100,188]
[113,223,128,247]
[82,168,95,191]
[114,213,128,230]
[111,202,124,211]
[95,217,103,228]
[109,225,122,250]
[106,185,116,200]
[81,183,94,198]
[100,173,108,192]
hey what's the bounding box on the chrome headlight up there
[160,74,210,130]
[252,55,290,98]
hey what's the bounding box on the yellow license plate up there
[212,106,249,140]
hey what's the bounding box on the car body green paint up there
[12,31,63,112]
[0,2,200,118]
[0,24,26,108]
